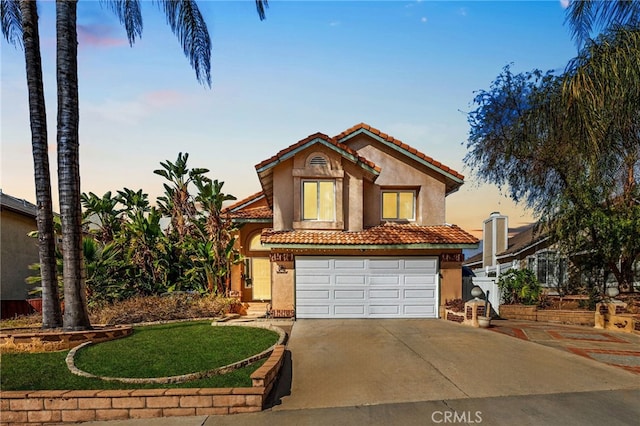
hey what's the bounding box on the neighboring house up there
[0,191,41,318]
[464,212,568,292]
[225,123,479,318]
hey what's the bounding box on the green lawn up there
[1,321,279,390]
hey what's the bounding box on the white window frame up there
[381,190,416,221]
[302,179,336,221]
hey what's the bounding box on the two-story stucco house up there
[226,123,479,319]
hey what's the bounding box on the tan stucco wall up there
[1,210,38,300]
[272,159,294,230]
[347,134,447,226]
[440,261,463,304]
[270,259,295,312]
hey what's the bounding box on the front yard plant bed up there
[1,321,279,391]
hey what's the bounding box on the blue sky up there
[1,0,579,237]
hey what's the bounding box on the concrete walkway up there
[83,319,640,426]
[489,319,640,374]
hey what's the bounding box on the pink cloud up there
[77,24,127,48]
[142,90,188,108]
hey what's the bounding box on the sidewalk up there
[488,318,640,374]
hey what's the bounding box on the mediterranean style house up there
[225,123,479,318]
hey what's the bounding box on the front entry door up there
[251,257,271,301]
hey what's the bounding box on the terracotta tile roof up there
[335,123,465,181]
[223,191,265,213]
[261,223,479,246]
[255,132,381,174]
[227,205,273,220]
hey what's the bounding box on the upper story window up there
[303,180,335,221]
[382,190,415,221]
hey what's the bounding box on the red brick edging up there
[0,345,286,425]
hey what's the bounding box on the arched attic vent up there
[307,154,329,167]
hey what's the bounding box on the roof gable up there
[255,132,380,175]
[255,132,381,207]
[335,123,464,194]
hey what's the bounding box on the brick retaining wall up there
[499,305,594,326]
[0,344,285,425]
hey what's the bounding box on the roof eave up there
[262,243,479,250]
[339,128,465,185]
[255,137,380,177]
[495,236,552,260]
[231,218,273,224]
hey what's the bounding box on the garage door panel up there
[335,275,366,285]
[297,290,330,299]
[295,256,439,319]
[297,275,331,285]
[369,275,400,285]
[334,259,365,269]
[334,290,365,300]
[403,304,436,315]
[404,258,437,271]
[369,289,400,299]
[404,275,436,285]
[369,259,402,269]
[296,259,332,269]
[334,305,365,315]
[404,289,435,299]
[369,305,400,315]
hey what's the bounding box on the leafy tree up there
[465,27,640,293]
[1,0,62,328]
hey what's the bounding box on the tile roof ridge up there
[255,130,380,173]
[334,123,464,181]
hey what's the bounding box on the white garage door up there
[295,256,439,318]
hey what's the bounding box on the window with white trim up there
[381,190,415,220]
[302,180,335,221]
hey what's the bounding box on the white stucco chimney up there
[482,211,508,268]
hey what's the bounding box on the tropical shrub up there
[497,269,542,305]
[28,153,242,305]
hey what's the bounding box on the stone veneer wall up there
[0,345,285,425]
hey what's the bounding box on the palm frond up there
[1,0,23,48]
[101,0,143,46]
[255,0,268,21]
[157,0,211,87]
[565,0,640,47]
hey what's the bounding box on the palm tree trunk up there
[56,0,90,330]
[20,0,62,328]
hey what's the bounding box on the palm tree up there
[565,0,640,46]
[56,0,91,330]
[1,0,62,328]
[56,0,269,329]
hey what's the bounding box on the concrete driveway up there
[271,319,640,411]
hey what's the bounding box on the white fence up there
[471,276,501,315]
